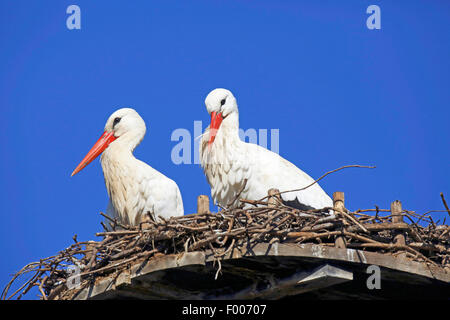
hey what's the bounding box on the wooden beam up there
[347,222,410,233]
[268,188,281,208]
[391,200,406,259]
[197,195,210,214]
[333,192,347,248]
[391,200,406,246]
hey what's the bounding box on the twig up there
[258,165,376,201]
[440,192,450,218]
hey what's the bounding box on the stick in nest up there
[440,192,450,218]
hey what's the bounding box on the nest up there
[2,195,449,300]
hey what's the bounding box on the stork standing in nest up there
[200,88,332,211]
[71,108,184,227]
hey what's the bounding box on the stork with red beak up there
[72,108,184,226]
[200,88,332,210]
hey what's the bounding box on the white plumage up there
[200,88,332,210]
[72,108,184,226]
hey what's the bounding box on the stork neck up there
[220,112,240,141]
[120,129,145,152]
[105,128,145,159]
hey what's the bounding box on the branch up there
[258,164,376,202]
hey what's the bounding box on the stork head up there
[104,108,146,137]
[205,88,238,148]
[71,108,146,177]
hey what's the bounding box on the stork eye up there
[220,98,226,106]
[113,117,121,127]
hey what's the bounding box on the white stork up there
[71,108,184,226]
[200,88,332,210]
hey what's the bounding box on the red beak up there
[71,131,117,177]
[208,111,223,151]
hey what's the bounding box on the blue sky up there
[1,0,449,298]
